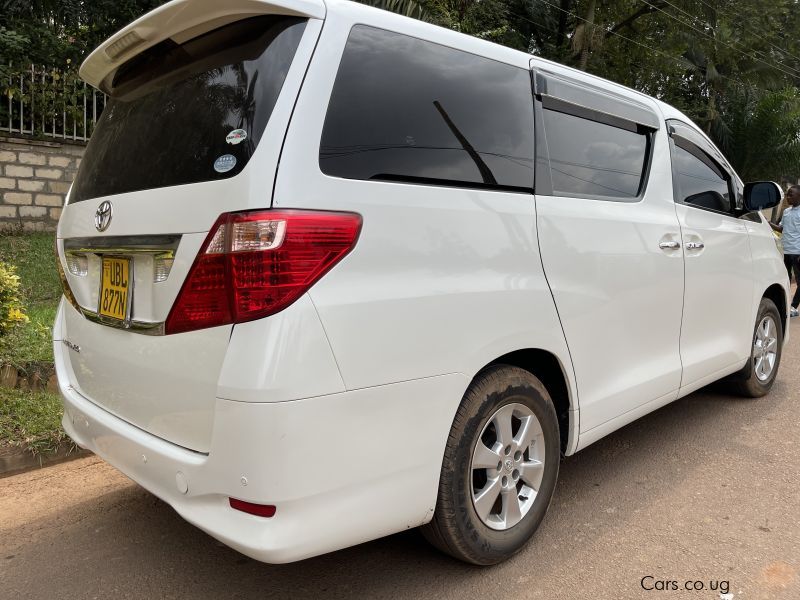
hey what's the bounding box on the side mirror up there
[744,181,783,211]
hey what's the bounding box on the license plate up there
[98,257,131,321]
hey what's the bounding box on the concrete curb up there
[0,443,91,478]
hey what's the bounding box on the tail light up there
[55,238,81,313]
[165,209,362,335]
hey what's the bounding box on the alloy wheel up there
[753,315,778,382]
[470,403,546,530]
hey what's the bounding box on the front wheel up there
[421,366,560,565]
[731,298,783,397]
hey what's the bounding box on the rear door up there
[532,69,685,436]
[56,8,322,452]
[666,120,754,392]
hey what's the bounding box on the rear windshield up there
[69,16,306,204]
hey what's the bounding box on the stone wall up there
[0,135,86,232]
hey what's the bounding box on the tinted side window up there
[320,26,534,190]
[542,108,649,199]
[672,144,731,213]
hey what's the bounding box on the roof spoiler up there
[79,0,325,94]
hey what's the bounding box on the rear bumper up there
[55,315,467,563]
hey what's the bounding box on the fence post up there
[62,69,66,139]
[7,65,11,133]
[29,65,34,136]
[41,66,45,136]
[19,72,23,135]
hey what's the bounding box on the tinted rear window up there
[542,108,649,200]
[70,16,306,204]
[320,26,534,191]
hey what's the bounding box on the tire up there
[730,298,783,397]
[421,365,560,565]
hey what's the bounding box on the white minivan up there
[54,0,788,565]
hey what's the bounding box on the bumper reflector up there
[229,498,277,518]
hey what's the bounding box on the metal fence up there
[1,64,107,142]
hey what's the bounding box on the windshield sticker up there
[225,129,248,145]
[213,154,237,173]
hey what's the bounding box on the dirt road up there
[2,336,799,599]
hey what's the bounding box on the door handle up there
[659,241,681,250]
[685,241,705,250]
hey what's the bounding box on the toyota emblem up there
[95,201,113,232]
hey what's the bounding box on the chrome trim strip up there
[63,235,181,252]
[62,235,179,334]
[67,247,176,257]
[82,309,165,336]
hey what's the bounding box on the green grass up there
[0,232,61,367]
[0,232,61,304]
[0,233,65,457]
[1,304,57,364]
[0,387,68,456]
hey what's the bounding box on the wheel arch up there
[481,348,576,456]
[763,283,787,335]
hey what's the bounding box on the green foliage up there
[1,62,86,138]
[0,1,163,136]
[722,88,800,182]
[0,233,61,366]
[0,387,67,456]
[3,0,800,181]
[2,304,57,365]
[422,0,537,49]
[0,0,166,65]
[0,233,61,305]
[422,0,800,182]
[0,25,28,76]
[0,261,28,337]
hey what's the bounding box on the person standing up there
[771,184,800,316]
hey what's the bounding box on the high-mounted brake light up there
[165,210,362,335]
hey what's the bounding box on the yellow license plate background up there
[99,257,130,321]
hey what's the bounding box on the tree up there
[356,0,432,21]
[0,0,165,65]
[517,0,800,180]
[3,0,800,181]
[722,87,800,181]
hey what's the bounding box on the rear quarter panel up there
[746,215,790,334]
[273,4,577,416]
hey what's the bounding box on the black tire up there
[421,365,560,565]
[730,298,783,397]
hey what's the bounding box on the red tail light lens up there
[165,209,362,335]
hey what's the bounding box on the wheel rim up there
[470,403,545,531]
[753,315,778,382]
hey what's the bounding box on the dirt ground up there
[1,334,798,599]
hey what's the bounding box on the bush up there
[0,261,28,336]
